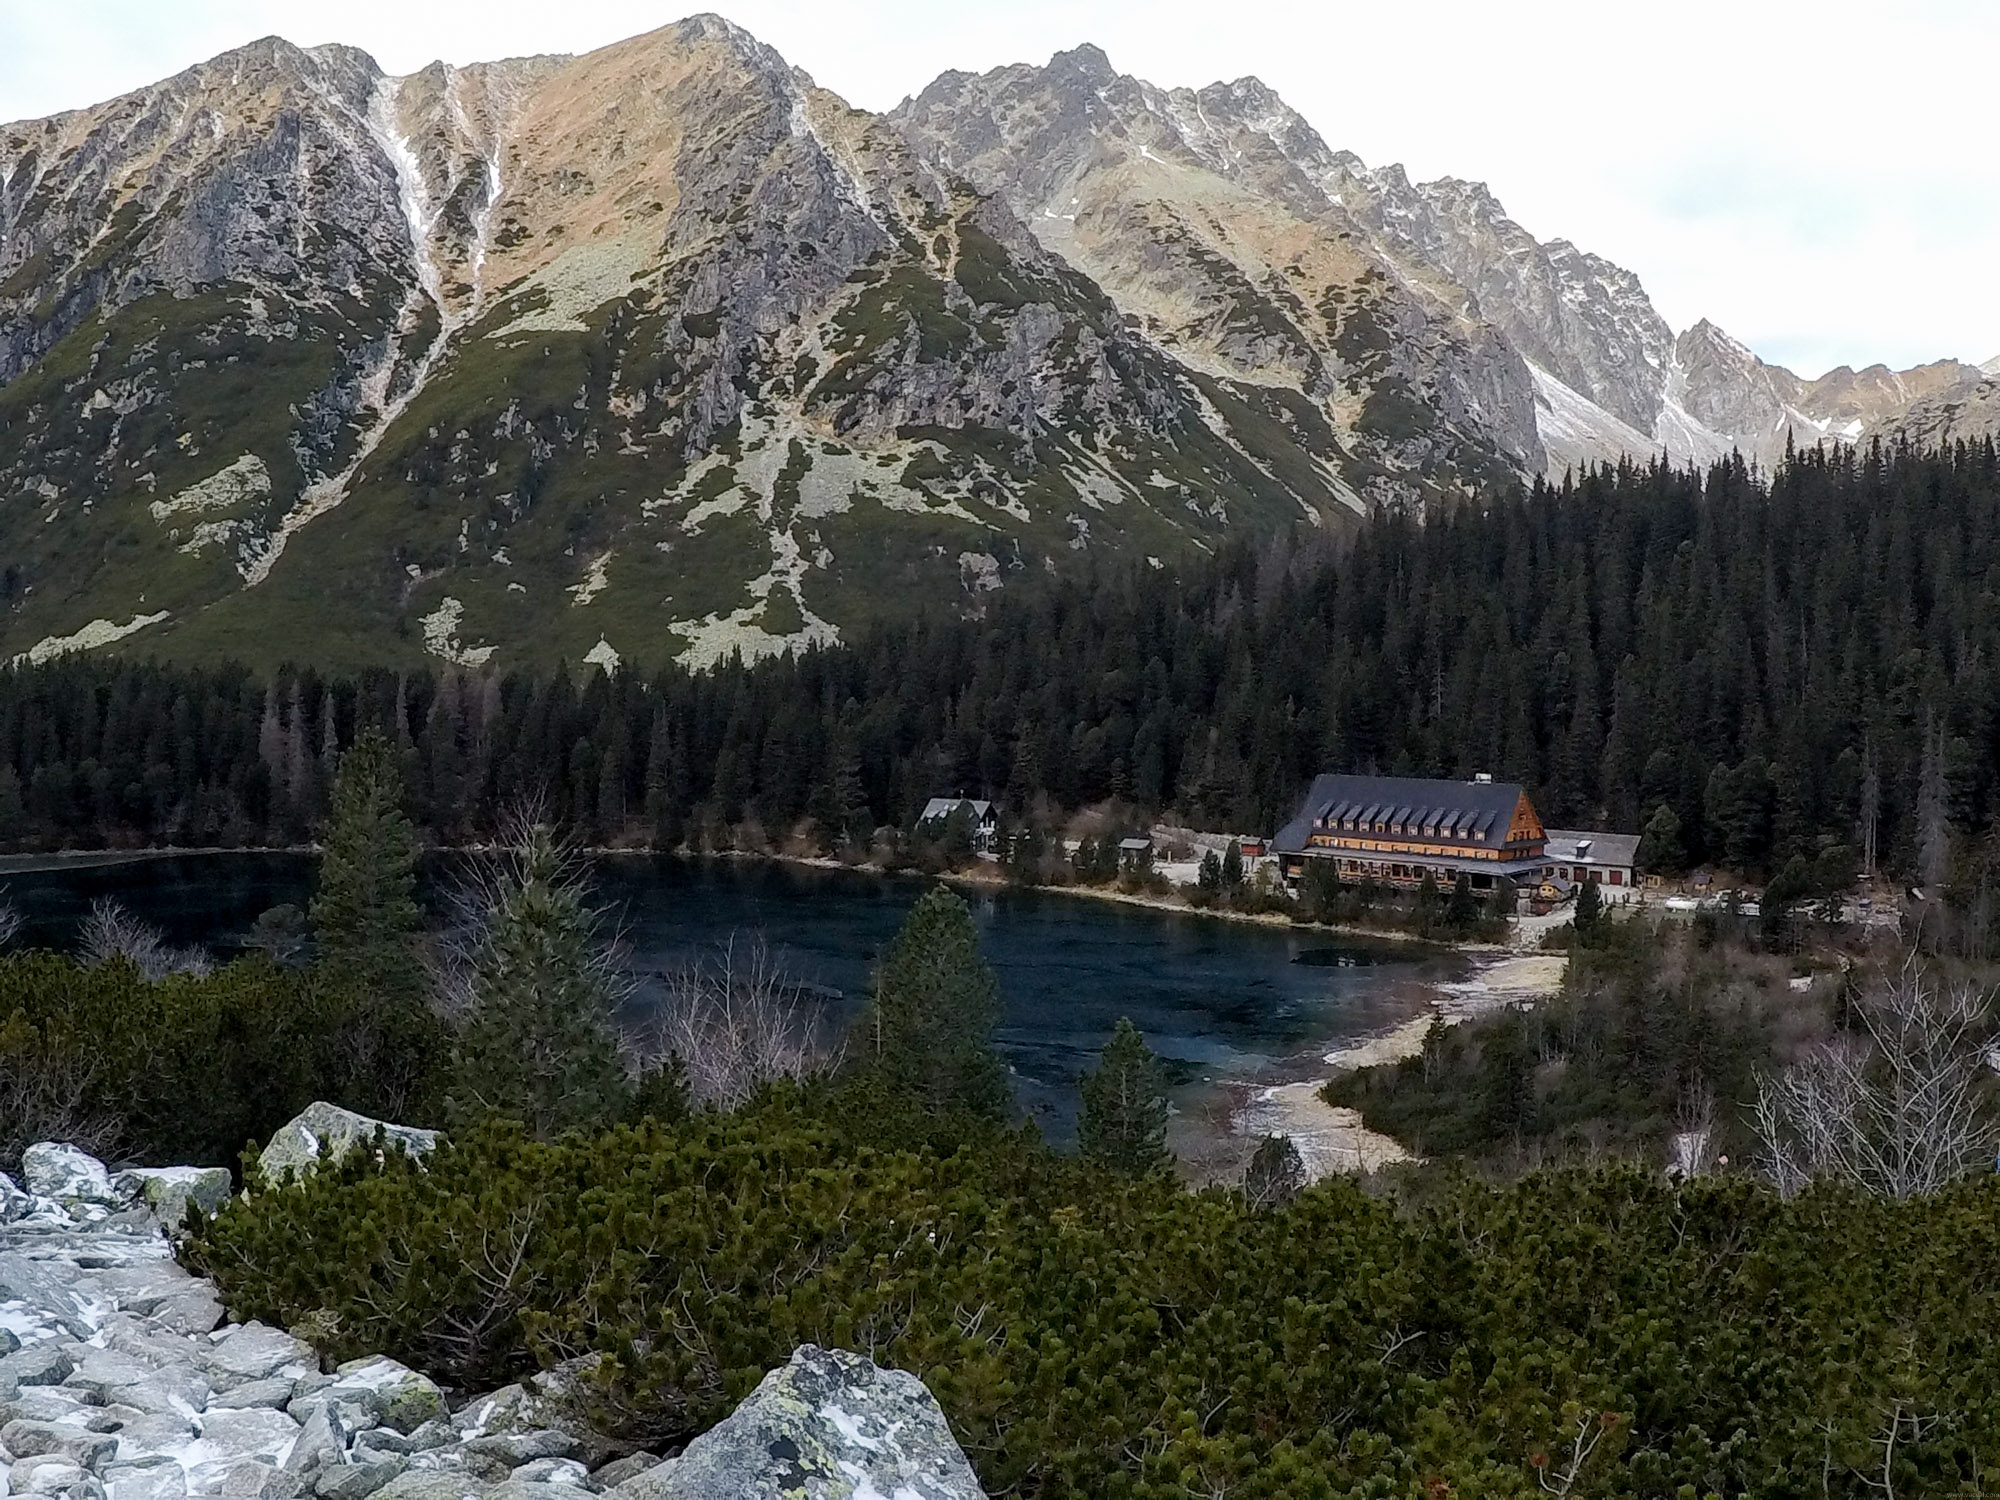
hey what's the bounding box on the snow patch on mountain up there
[15,612,171,666]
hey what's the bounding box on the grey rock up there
[255,1110,437,1187]
[280,1408,345,1482]
[0,1328,18,1357]
[576,1455,654,1493]
[195,1329,315,1392]
[0,1349,77,1390]
[188,1410,300,1465]
[650,1345,984,1499]
[312,1464,403,1500]
[12,1456,92,1496]
[397,1428,451,1459]
[63,1353,154,1404]
[210,1384,293,1414]
[600,1464,674,1500]
[113,1371,213,1421]
[20,1151,119,1211]
[214,1463,282,1500]
[106,1174,231,1238]
[483,1485,580,1500]
[312,1362,440,1439]
[1,1173,32,1225]
[1,1390,96,1426]
[0,1261,95,1342]
[106,1415,204,1466]
[369,1474,488,1500]
[459,1437,569,1468]
[447,1392,521,1441]
[102,1458,188,1500]
[97,1318,206,1373]
[499,1462,583,1488]
[87,1269,222,1341]
[1,1422,119,1470]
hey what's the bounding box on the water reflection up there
[0,851,1453,1137]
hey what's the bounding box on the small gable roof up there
[1545,829,1642,868]
[919,797,994,824]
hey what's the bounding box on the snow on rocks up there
[20,1149,122,1213]
[2,1139,989,1500]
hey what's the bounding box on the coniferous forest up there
[6,440,2000,880]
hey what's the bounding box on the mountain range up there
[3,15,1994,672]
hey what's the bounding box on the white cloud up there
[4,0,1997,375]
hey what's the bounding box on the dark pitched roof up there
[1273,773,1535,856]
[1545,829,1643,868]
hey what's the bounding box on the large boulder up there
[20,1146,120,1208]
[646,1345,985,1499]
[256,1108,438,1185]
[110,1168,233,1234]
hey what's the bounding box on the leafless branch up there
[634,935,840,1109]
[1752,954,2000,1198]
[78,898,211,980]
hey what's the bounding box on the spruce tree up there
[445,820,631,1138]
[1446,872,1479,933]
[1640,803,1686,876]
[1078,1017,1169,1175]
[1243,1133,1305,1209]
[1574,876,1603,938]
[310,730,422,1006]
[858,887,1010,1120]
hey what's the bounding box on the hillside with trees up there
[5,442,1999,895]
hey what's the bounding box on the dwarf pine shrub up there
[185,1086,2000,1498]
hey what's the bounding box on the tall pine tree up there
[310,730,422,1006]
[445,820,631,1138]
[857,887,1010,1120]
[1078,1017,1169,1176]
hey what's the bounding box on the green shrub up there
[0,952,446,1170]
[185,1088,2000,1498]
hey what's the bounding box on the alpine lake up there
[0,851,1463,1144]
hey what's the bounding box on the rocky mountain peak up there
[1048,43,1117,81]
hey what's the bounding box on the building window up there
[1609,870,1623,885]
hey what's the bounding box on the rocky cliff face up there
[0,19,1359,674]
[890,46,2000,482]
[891,48,1548,499]
[4,18,1992,673]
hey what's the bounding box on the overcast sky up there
[4,0,1993,378]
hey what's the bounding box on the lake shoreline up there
[3,842,1493,956]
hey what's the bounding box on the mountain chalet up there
[1273,774,1637,895]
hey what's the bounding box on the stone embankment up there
[1,1110,986,1500]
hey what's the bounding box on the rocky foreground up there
[1,1114,985,1500]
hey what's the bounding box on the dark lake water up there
[0,852,1453,1136]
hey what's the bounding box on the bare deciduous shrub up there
[0,1031,127,1174]
[0,898,21,950]
[637,937,839,1110]
[78,898,211,981]
[1752,957,2000,1198]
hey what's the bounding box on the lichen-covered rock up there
[1,1171,32,1224]
[19,1148,119,1209]
[256,1108,439,1185]
[110,1169,233,1234]
[652,1345,985,1499]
